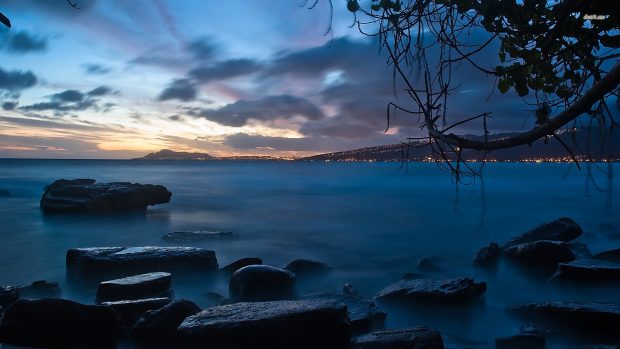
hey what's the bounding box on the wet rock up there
[162,231,238,242]
[302,293,386,334]
[351,327,444,349]
[0,189,11,197]
[221,257,262,274]
[592,248,620,263]
[550,259,620,282]
[504,240,576,268]
[495,334,545,349]
[40,179,172,213]
[503,217,583,248]
[343,283,359,296]
[507,302,620,337]
[375,277,486,304]
[66,246,218,272]
[417,256,448,272]
[229,265,296,301]
[0,298,118,349]
[96,272,172,303]
[571,242,592,259]
[17,280,61,299]
[283,259,334,276]
[102,297,171,329]
[473,243,500,267]
[177,300,350,349]
[0,286,19,308]
[519,323,553,336]
[131,299,201,344]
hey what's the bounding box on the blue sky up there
[0,0,531,159]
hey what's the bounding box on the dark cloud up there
[168,114,182,121]
[193,95,324,127]
[187,36,219,61]
[20,86,113,114]
[81,63,111,75]
[189,58,262,83]
[51,89,84,103]
[87,85,112,96]
[2,101,17,110]
[0,67,37,92]
[158,78,197,102]
[1,30,47,53]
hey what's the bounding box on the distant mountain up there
[132,149,286,161]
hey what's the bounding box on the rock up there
[40,178,171,213]
[0,286,19,308]
[351,327,444,349]
[102,297,171,329]
[507,302,620,337]
[162,231,239,242]
[205,292,226,307]
[503,217,582,248]
[402,272,425,280]
[571,242,592,259]
[417,256,447,272]
[96,272,172,303]
[131,299,201,344]
[571,346,620,349]
[343,283,359,296]
[550,259,620,282]
[302,293,386,334]
[519,323,553,336]
[504,240,576,268]
[0,298,118,348]
[177,300,350,349]
[283,259,334,276]
[221,257,263,274]
[66,246,218,272]
[473,243,500,267]
[0,189,11,197]
[17,280,61,299]
[495,334,545,349]
[229,265,296,301]
[375,277,486,304]
[592,248,620,263]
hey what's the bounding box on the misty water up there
[0,159,619,348]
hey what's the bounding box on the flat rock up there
[473,242,500,267]
[283,259,334,276]
[40,178,171,213]
[302,293,386,334]
[375,277,486,304]
[229,265,296,301]
[0,287,18,308]
[162,231,239,242]
[495,334,545,349]
[17,280,61,299]
[131,299,201,344]
[177,300,350,349]
[66,246,218,272]
[351,327,444,349]
[503,217,583,248]
[504,240,576,268]
[550,259,620,282]
[221,257,262,274]
[96,272,172,303]
[592,248,620,263]
[0,298,118,348]
[102,297,171,329]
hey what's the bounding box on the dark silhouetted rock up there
[131,299,201,344]
[343,283,359,296]
[402,272,425,280]
[571,345,620,349]
[571,242,592,259]
[473,243,500,267]
[17,280,61,299]
[0,286,18,308]
[40,179,171,213]
[221,257,263,274]
[0,189,11,197]
[351,327,444,349]
[550,259,620,282]
[503,217,582,248]
[375,277,486,304]
[0,298,118,349]
[102,297,171,329]
[283,259,334,276]
[229,265,295,301]
[66,246,218,272]
[417,256,447,272]
[519,323,553,336]
[504,240,576,268]
[302,293,386,334]
[593,248,620,263]
[97,272,172,303]
[495,334,545,349]
[162,231,238,242]
[177,300,350,349]
[507,302,620,337]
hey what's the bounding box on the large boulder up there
[0,298,118,349]
[284,259,334,276]
[131,299,201,344]
[495,334,545,349]
[473,242,500,267]
[221,257,263,274]
[40,179,171,213]
[229,265,296,301]
[101,297,171,329]
[351,327,444,349]
[0,286,18,308]
[503,217,582,248]
[375,277,486,304]
[66,246,218,272]
[504,240,576,268]
[176,300,350,349]
[96,272,172,303]
[301,293,386,334]
[592,248,620,263]
[162,231,238,242]
[550,259,620,282]
[16,280,61,299]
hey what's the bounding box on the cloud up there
[1,30,47,53]
[192,95,324,127]
[189,58,262,83]
[158,78,197,102]
[20,85,113,114]
[81,63,111,75]
[2,101,17,110]
[87,85,112,96]
[0,67,37,93]
[187,36,219,61]
[51,89,84,103]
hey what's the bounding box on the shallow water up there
[0,159,619,348]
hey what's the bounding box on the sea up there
[0,159,619,348]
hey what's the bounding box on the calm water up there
[0,159,619,348]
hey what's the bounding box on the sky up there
[0,0,537,159]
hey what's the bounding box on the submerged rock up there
[17,280,61,299]
[592,248,620,263]
[495,334,545,349]
[343,283,359,296]
[221,257,263,274]
[0,298,118,348]
[131,299,201,344]
[177,300,350,349]
[66,246,218,272]
[375,277,486,304]
[162,231,238,242]
[550,259,620,282]
[96,272,172,303]
[102,297,171,328]
[284,259,334,276]
[504,240,576,268]
[229,265,296,301]
[40,179,171,213]
[0,189,11,197]
[417,256,448,272]
[351,327,444,349]
[302,293,386,334]
[0,286,18,308]
[503,217,583,248]
[473,242,500,267]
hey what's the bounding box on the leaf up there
[0,11,11,28]
[497,79,510,93]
